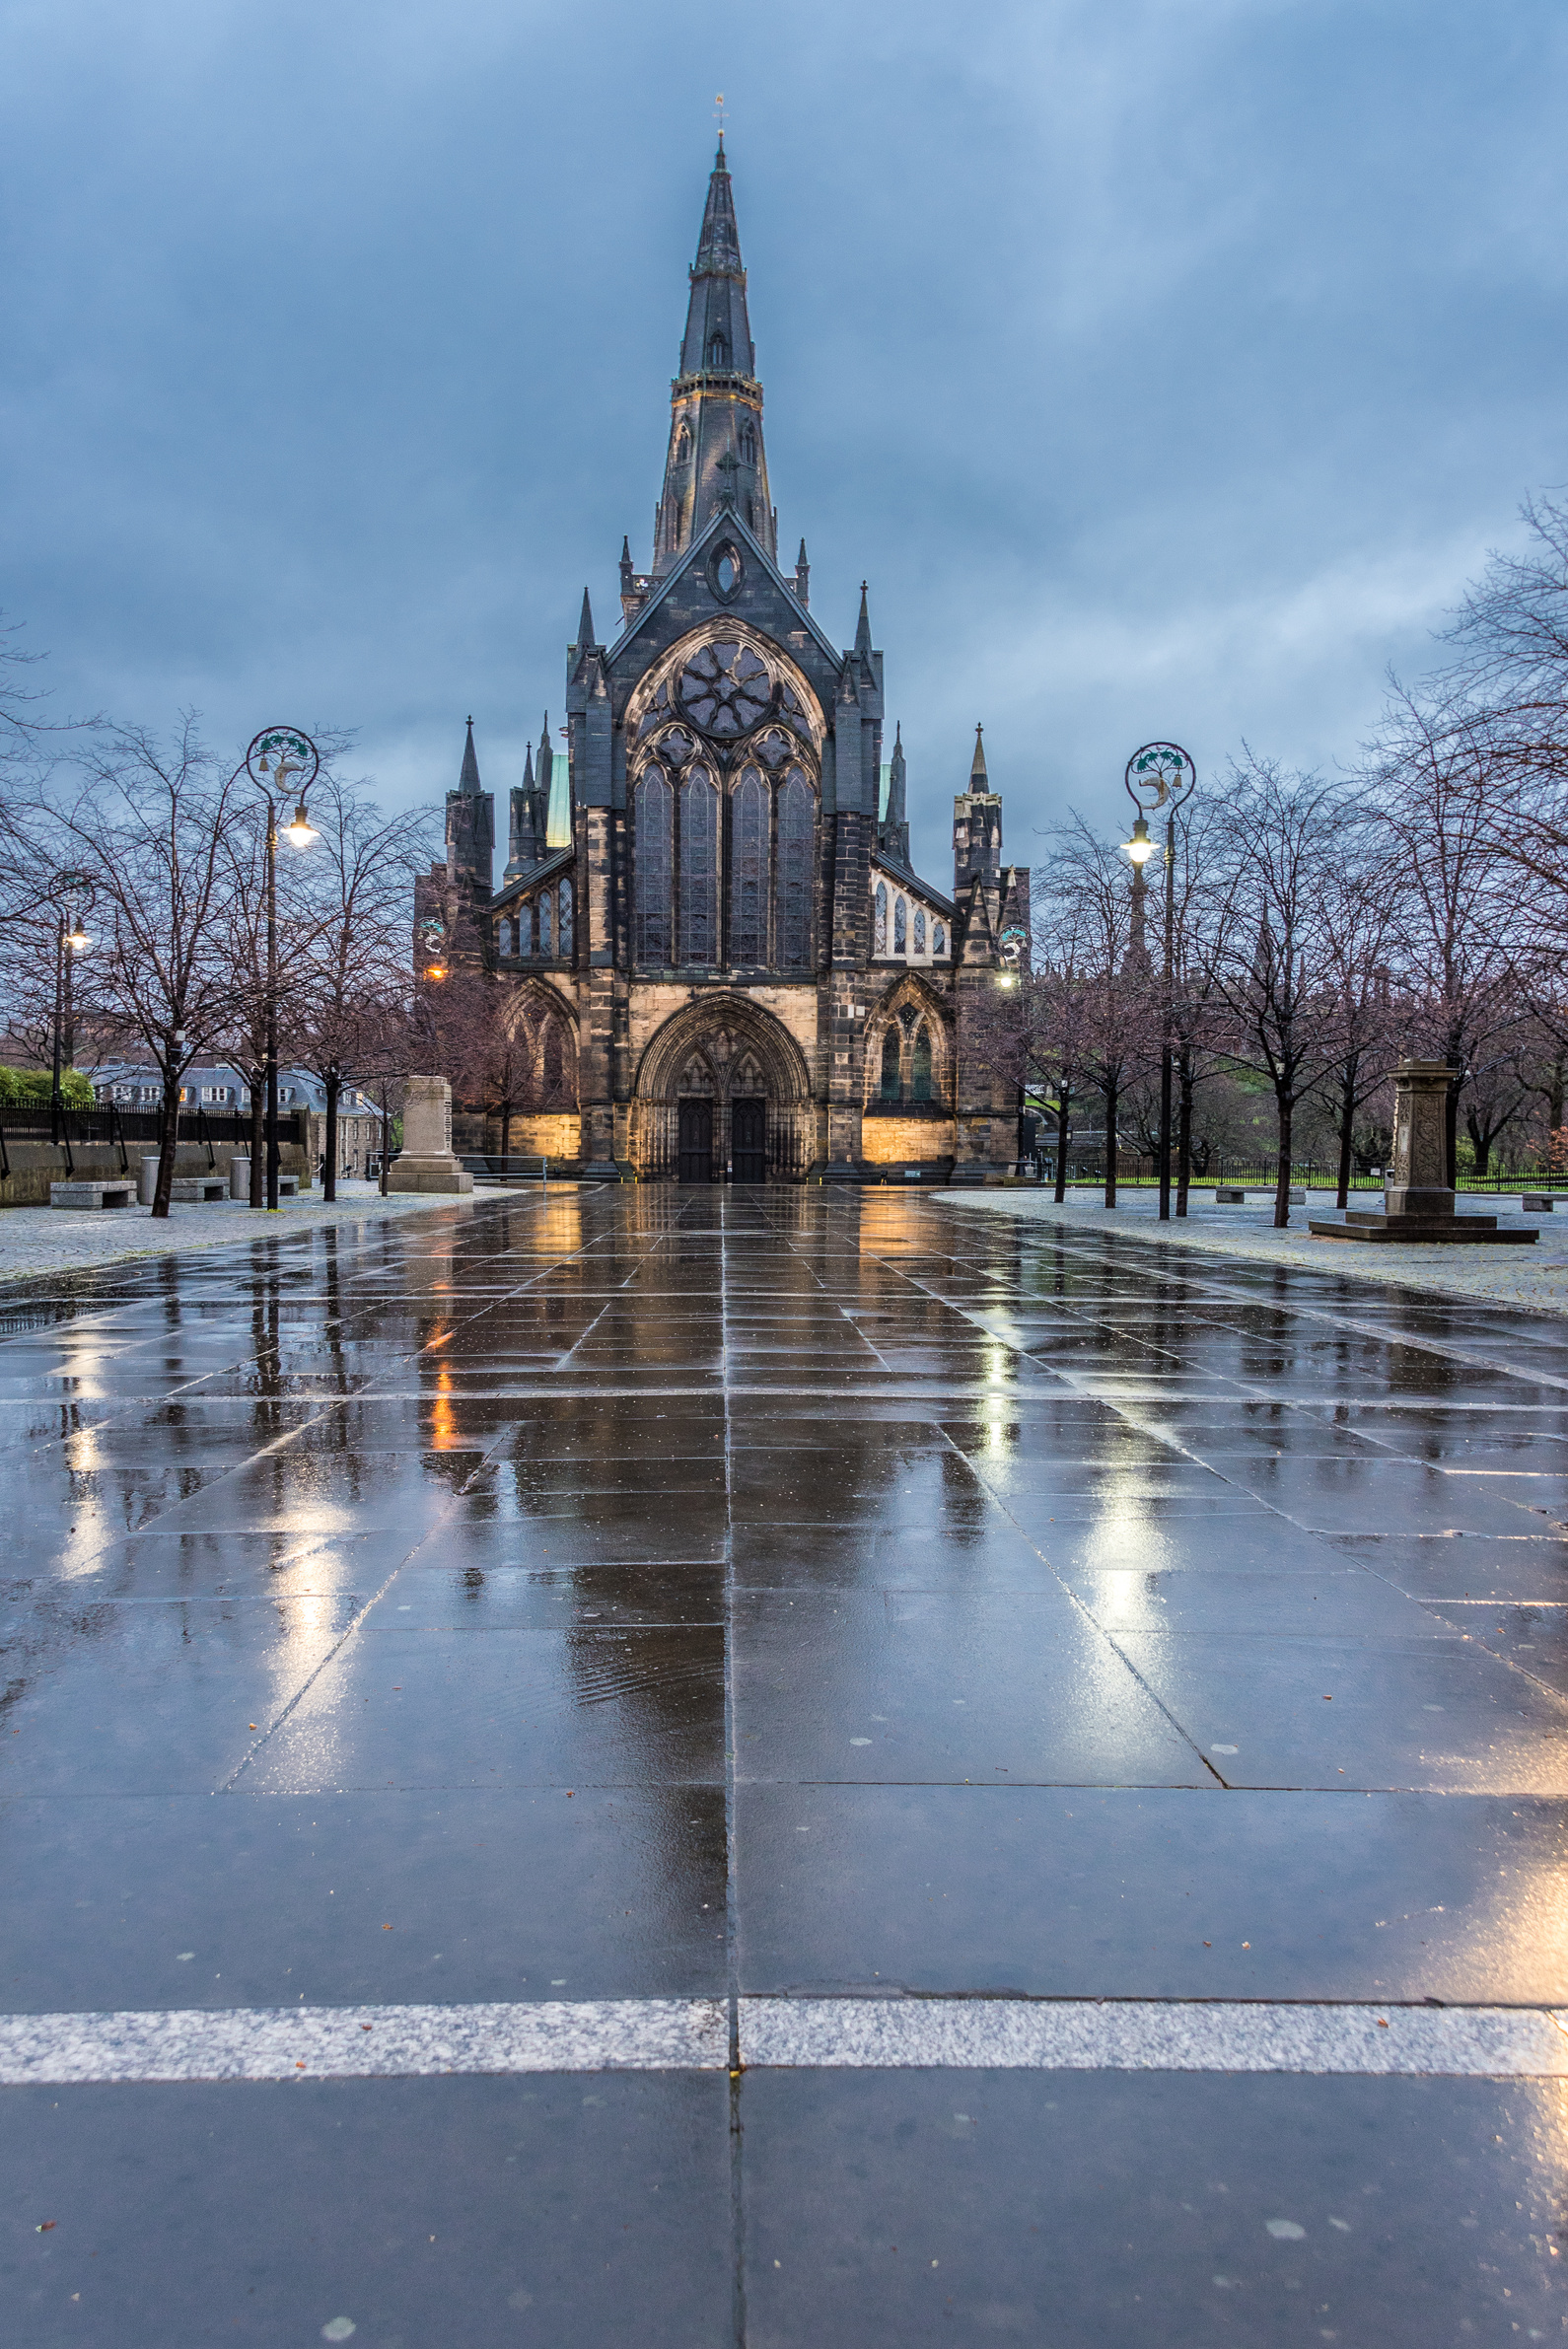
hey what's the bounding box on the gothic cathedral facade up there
[415,141,1029,1181]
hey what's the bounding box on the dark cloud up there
[3,0,1563,884]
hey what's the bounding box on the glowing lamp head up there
[424,963,448,983]
[282,802,318,850]
[65,923,91,952]
[1122,818,1155,867]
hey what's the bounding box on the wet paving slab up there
[3,1186,1568,2343]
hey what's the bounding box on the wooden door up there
[677,1100,713,1182]
[731,1098,766,1184]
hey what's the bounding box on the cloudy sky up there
[3,0,1564,883]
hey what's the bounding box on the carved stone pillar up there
[388,1076,474,1194]
[1385,1061,1456,1219]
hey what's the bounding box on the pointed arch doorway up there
[633,996,815,1183]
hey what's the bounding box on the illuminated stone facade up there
[417,142,1028,1181]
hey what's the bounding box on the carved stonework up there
[1385,1061,1456,1219]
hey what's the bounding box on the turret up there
[445,717,494,894]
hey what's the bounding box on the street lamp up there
[244,727,320,1211]
[1121,742,1196,1223]
[48,870,96,1147]
[418,918,448,983]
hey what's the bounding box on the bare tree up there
[36,720,245,1217]
[291,772,433,1198]
[1206,755,1343,1227]
[1037,817,1153,1206]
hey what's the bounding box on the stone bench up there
[50,1179,135,1210]
[1214,1186,1247,1203]
[167,1176,230,1203]
[1522,1194,1556,1213]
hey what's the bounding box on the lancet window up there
[679,770,720,964]
[538,890,553,958]
[777,770,813,968]
[880,1028,901,1102]
[893,896,907,953]
[558,880,573,960]
[911,1027,933,1101]
[635,772,674,966]
[874,883,888,957]
[730,767,767,965]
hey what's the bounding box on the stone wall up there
[861,1113,956,1165]
[0,1138,310,1210]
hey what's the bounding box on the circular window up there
[677,641,773,739]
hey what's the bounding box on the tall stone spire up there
[652,139,776,575]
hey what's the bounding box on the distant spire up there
[793,537,810,610]
[459,716,481,796]
[576,587,596,650]
[969,724,989,791]
[854,581,873,658]
[522,743,534,789]
[652,143,775,574]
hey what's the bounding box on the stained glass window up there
[911,1027,933,1102]
[880,1027,901,1102]
[894,896,907,953]
[730,767,768,964]
[634,771,673,966]
[777,770,813,968]
[498,919,512,959]
[933,921,946,957]
[538,891,553,958]
[913,908,926,953]
[558,880,573,960]
[680,769,719,964]
[874,883,888,957]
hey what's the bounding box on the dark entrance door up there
[731,1098,766,1184]
[677,1100,713,1182]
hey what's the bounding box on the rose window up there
[677,642,773,740]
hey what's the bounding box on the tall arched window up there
[911,1026,933,1102]
[933,921,947,958]
[874,882,888,957]
[777,770,813,968]
[676,424,691,463]
[708,330,729,367]
[880,1027,901,1102]
[679,769,719,964]
[893,896,907,953]
[498,919,513,959]
[557,880,573,960]
[913,908,926,954]
[541,1022,567,1103]
[635,770,673,966]
[539,890,553,958]
[730,767,768,964]
[519,901,535,958]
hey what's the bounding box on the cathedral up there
[416,140,1029,1182]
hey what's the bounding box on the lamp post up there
[244,729,320,1210]
[48,870,96,1147]
[1121,743,1196,1223]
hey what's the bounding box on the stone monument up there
[387,1076,474,1195]
[1310,1060,1534,1245]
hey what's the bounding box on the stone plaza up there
[4,1182,1568,2344]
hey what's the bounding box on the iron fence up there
[0,1104,305,1181]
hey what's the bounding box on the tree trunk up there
[323,1072,340,1203]
[249,1072,264,1208]
[1273,1092,1294,1229]
[1176,1052,1193,1217]
[1465,1109,1491,1180]
[1104,1079,1118,1209]
[1335,1059,1356,1210]
[500,1103,512,1169]
[379,1086,391,1195]
[151,1076,179,1221]
[1054,1088,1070,1203]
